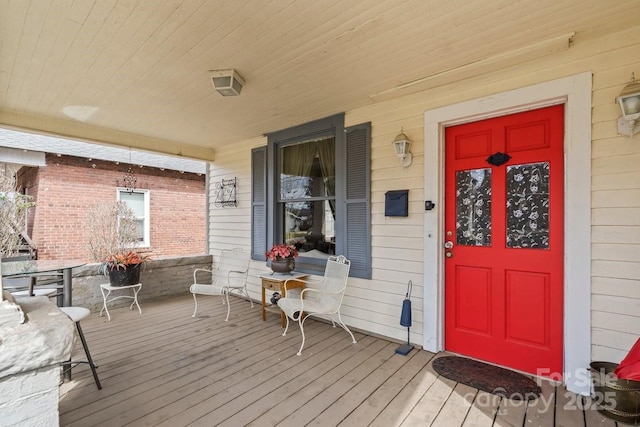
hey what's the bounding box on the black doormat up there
[432,356,541,401]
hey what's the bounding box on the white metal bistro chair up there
[277,254,356,355]
[190,248,253,321]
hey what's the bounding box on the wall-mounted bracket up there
[214,177,237,207]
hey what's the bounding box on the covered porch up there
[59,295,616,426]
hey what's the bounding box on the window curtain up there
[316,137,336,218]
[281,142,316,179]
[281,136,335,211]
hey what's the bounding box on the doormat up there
[432,356,541,401]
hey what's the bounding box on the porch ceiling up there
[1,0,638,160]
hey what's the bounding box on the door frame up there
[423,72,592,395]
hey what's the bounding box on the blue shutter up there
[251,146,267,260]
[344,123,371,279]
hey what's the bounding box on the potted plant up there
[84,201,149,286]
[265,243,298,274]
[103,250,149,287]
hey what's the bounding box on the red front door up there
[444,105,564,376]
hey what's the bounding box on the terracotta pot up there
[108,263,141,287]
[270,257,295,274]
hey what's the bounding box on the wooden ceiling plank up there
[57,1,162,117]
[96,1,208,94]
[247,0,389,71]
[142,0,361,94]
[97,0,452,140]
[95,0,251,118]
[78,1,211,135]
[22,0,74,111]
[3,0,640,150]
[30,17,83,113]
[38,0,118,112]
[77,2,183,113]
[0,0,30,102]
[131,0,275,94]
[5,0,53,105]
[46,0,135,114]
[67,0,97,25]
[203,0,328,65]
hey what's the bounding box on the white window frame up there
[116,188,150,248]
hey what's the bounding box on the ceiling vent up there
[209,69,244,97]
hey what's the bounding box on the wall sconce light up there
[392,130,412,167]
[616,73,640,136]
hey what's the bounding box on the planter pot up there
[270,257,295,274]
[590,361,640,425]
[108,264,141,287]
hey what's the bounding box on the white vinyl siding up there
[207,25,640,359]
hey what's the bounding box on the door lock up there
[444,241,454,249]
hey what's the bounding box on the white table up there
[99,283,142,321]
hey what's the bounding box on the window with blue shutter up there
[251,115,371,278]
[251,146,267,260]
[344,123,371,279]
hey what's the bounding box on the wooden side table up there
[259,273,307,327]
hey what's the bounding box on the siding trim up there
[423,72,592,395]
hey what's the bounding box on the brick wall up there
[16,154,206,261]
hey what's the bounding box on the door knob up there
[444,241,454,249]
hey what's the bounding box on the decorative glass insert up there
[456,168,492,246]
[506,162,550,249]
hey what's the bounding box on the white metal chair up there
[277,255,356,355]
[190,248,253,321]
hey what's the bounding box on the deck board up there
[462,391,501,427]
[58,294,618,426]
[524,378,557,426]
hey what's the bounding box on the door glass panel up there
[456,169,492,246]
[506,162,550,249]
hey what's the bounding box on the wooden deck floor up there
[59,294,623,427]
